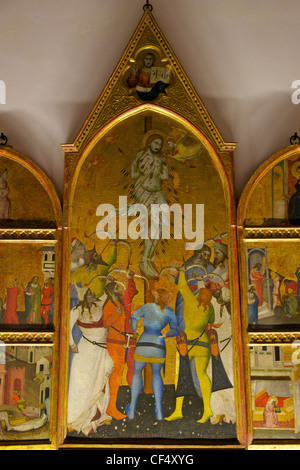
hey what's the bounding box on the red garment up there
[13,393,20,404]
[103,278,138,420]
[250,268,264,306]
[285,280,298,297]
[205,274,229,293]
[103,278,138,344]
[4,286,19,324]
[40,284,54,324]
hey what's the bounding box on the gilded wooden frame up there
[4,8,297,451]
[0,146,62,449]
[58,10,245,450]
[237,144,300,449]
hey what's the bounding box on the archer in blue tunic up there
[125,289,179,421]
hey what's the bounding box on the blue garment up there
[248,292,259,325]
[131,303,179,360]
[136,81,169,101]
[68,284,82,375]
[126,361,165,420]
[127,302,179,420]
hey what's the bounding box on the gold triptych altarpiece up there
[0,8,299,450]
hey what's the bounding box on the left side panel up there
[0,146,62,449]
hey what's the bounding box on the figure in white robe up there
[67,288,113,436]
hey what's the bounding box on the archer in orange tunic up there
[103,271,138,420]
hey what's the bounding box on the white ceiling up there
[1,0,299,201]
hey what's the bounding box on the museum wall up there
[1,0,300,201]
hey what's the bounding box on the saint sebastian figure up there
[130,133,169,278]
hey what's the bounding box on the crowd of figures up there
[248,263,300,324]
[67,236,235,437]
[0,276,54,326]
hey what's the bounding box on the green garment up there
[25,282,41,323]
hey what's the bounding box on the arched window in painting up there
[237,143,300,444]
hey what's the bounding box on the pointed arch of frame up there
[59,102,247,447]
[236,143,300,447]
[0,146,62,228]
[0,145,62,450]
[65,103,235,225]
[237,144,300,228]
[61,10,237,160]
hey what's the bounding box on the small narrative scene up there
[0,343,52,441]
[250,344,300,439]
[0,242,56,328]
[246,242,300,326]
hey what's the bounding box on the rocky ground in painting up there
[68,385,237,441]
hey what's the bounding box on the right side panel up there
[237,144,300,446]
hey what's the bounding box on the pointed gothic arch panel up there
[237,144,300,229]
[68,105,233,260]
[237,143,300,445]
[60,9,244,449]
[237,144,300,329]
[0,145,62,449]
